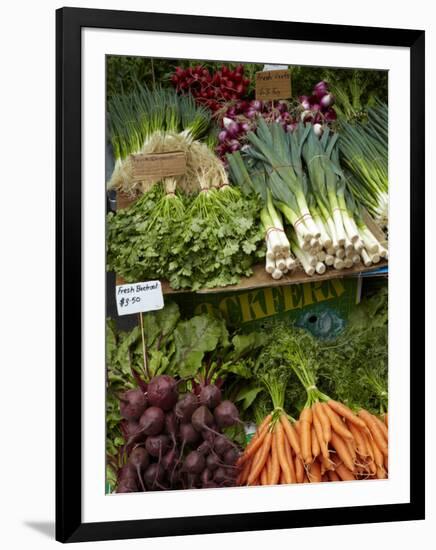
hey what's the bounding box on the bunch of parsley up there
[106,184,265,290]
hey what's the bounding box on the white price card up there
[116,281,164,316]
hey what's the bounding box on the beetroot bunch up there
[299,80,337,126]
[171,64,250,112]
[116,375,242,493]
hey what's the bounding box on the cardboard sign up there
[130,151,186,182]
[116,281,164,316]
[255,69,292,102]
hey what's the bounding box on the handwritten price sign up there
[116,281,164,316]
[255,69,291,102]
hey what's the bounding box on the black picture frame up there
[56,7,425,543]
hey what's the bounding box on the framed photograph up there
[56,7,425,543]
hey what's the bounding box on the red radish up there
[119,389,147,420]
[147,375,178,411]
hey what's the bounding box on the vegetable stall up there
[105,58,389,493]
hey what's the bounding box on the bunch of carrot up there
[236,409,306,486]
[296,399,388,482]
[236,401,388,486]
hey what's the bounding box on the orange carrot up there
[280,415,302,458]
[239,423,270,466]
[322,403,354,441]
[376,466,387,479]
[236,414,273,467]
[368,432,384,470]
[260,464,269,485]
[327,400,367,430]
[328,469,340,482]
[299,408,313,464]
[295,454,305,483]
[344,436,357,464]
[358,410,388,456]
[384,412,388,428]
[383,453,388,472]
[284,435,296,483]
[280,471,286,484]
[335,462,355,481]
[269,430,280,486]
[373,414,389,442]
[320,455,332,475]
[276,421,293,484]
[314,402,331,443]
[311,424,321,459]
[247,432,273,485]
[313,410,329,459]
[238,456,253,485]
[294,420,301,437]
[308,460,322,483]
[330,431,355,472]
[321,473,329,482]
[346,421,368,458]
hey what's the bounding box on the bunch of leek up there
[339,101,388,225]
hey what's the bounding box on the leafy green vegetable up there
[316,286,388,414]
[173,314,229,378]
[107,184,265,290]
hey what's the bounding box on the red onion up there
[324,109,337,121]
[313,123,323,137]
[313,80,329,99]
[251,100,262,111]
[299,95,311,110]
[320,93,334,108]
[218,130,228,143]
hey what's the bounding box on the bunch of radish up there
[171,64,250,112]
[116,375,242,492]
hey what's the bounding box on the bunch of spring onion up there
[107,86,212,196]
[338,100,388,225]
[227,152,296,280]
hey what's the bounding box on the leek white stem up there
[276,258,287,271]
[286,257,297,271]
[352,254,361,265]
[265,256,275,274]
[315,262,326,274]
[361,248,372,267]
[317,250,326,262]
[325,254,334,266]
[291,243,315,276]
[271,268,283,280]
